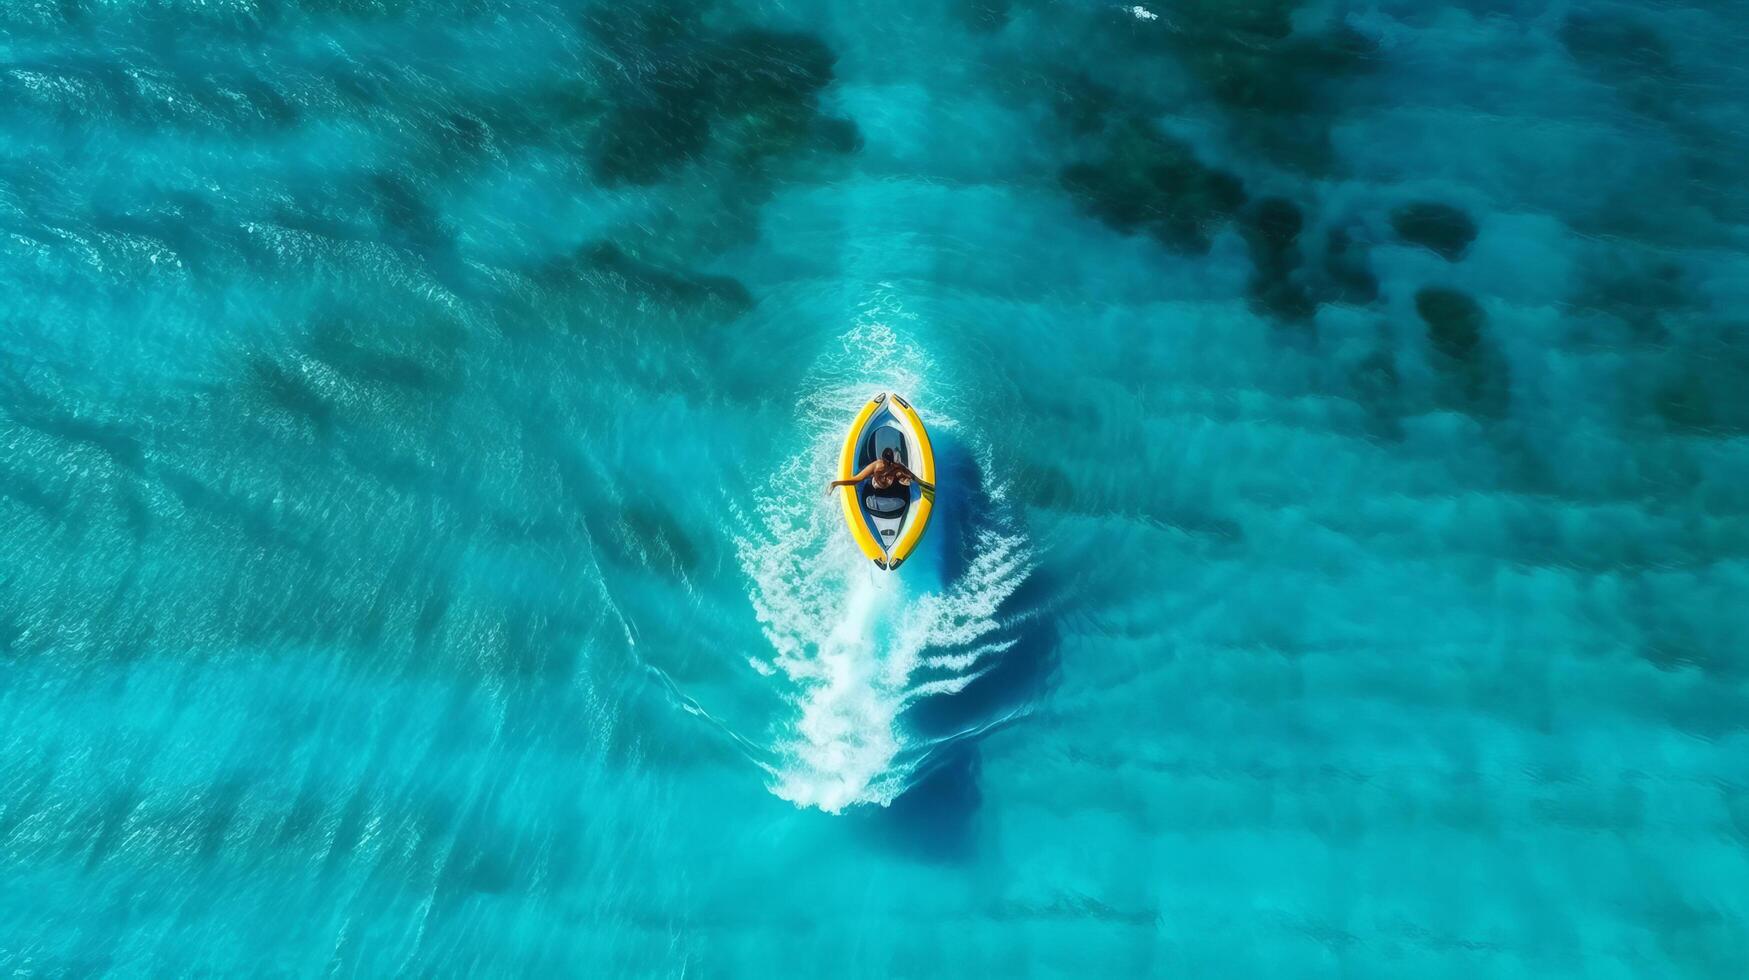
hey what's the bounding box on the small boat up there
[837,392,936,571]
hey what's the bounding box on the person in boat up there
[827,448,934,495]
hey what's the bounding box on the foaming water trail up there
[734,317,1034,813]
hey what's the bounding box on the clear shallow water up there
[2,0,1747,975]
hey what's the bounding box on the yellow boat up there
[837,392,936,571]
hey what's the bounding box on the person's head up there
[881,448,895,463]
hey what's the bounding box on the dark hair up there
[881,448,895,462]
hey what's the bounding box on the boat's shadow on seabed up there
[852,433,1060,861]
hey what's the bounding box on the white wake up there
[734,317,1033,813]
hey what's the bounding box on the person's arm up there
[894,463,935,493]
[826,462,878,492]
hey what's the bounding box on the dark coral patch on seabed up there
[1036,6,1386,324]
[1322,227,1380,304]
[1240,197,1315,322]
[1124,1,1380,170]
[1392,202,1477,261]
[1415,286,1510,415]
[1059,120,1246,253]
[1235,197,1384,323]
[582,16,858,187]
[1417,287,1485,364]
[550,242,754,318]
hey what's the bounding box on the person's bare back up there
[827,448,934,495]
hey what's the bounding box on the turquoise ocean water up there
[3,0,1748,975]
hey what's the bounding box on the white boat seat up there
[864,493,908,515]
